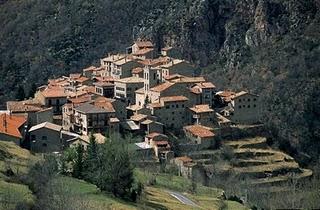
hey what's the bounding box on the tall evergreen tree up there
[73,144,84,178]
[84,133,98,182]
[15,85,25,101]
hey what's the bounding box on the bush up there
[221,145,234,161]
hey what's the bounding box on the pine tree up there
[73,144,84,178]
[84,133,98,182]
[16,85,25,101]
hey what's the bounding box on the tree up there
[84,133,98,182]
[96,139,134,199]
[72,144,84,178]
[28,83,37,98]
[15,85,25,101]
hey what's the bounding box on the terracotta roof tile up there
[7,100,43,113]
[41,87,67,98]
[83,66,97,72]
[133,48,153,56]
[75,76,90,83]
[0,114,26,138]
[150,82,175,92]
[160,96,188,103]
[134,41,153,48]
[184,125,215,138]
[195,82,216,89]
[189,104,214,113]
[130,114,147,122]
[146,132,161,138]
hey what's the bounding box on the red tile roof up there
[195,82,216,89]
[68,95,92,105]
[75,76,90,83]
[41,87,67,98]
[133,48,153,56]
[189,104,214,113]
[160,96,188,103]
[184,125,215,138]
[150,82,175,92]
[7,100,43,113]
[83,66,97,72]
[93,97,116,113]
[0,114,26,138]
[134,41,153,48]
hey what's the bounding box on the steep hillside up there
[0,0,319,160]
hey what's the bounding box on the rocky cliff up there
[0,0,319,160]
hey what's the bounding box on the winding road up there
[167,191,199,207]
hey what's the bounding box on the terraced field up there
[188,137,312,188]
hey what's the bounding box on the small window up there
[239,99,241,102]
[238,105,241,109]
[42,143,47,147]
[171,104,174,108]
[182,104,185,108]
[254,98,257,101]
[41,136,47,141]
[166,105,170,109]
[31,135,36,141]
[254,104,256,107]
[248,105,251,108]
[176,104,179,108]
[248,98,251,102]
[172,112,175,114]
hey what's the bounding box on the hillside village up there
[0,40,312,188]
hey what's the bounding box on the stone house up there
[188,104,215,127]
[100,54,126,77]
[230,91,261,124]
[35,87,67,115]
[173,156,195,178]
[71,103,114,135]
[0,113,27,145]
[29,122,79,153]
[190,82,216,107]
[114,77,145,105]
[131,40,154,55]
[94,82,114,98]
[7,100,53,126]
[160,59,196,81]
[148,96,189,129]
[183,124,215,149]
[111,57,143,79]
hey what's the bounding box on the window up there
[176,104,179,108]
[247,105,250,108]
[42,143,47,147]
[239,99,242,102]
[182,104,185,108]
[238,105,241,109]
[48,99,52,106]
[171,104,174,108]
[41,136,47,141]
[254,98,257,101]
[31,135,36,141]
[248,98,251,102]
[172,112,175,114]
[254,104,256,107]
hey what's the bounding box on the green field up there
[0,140,249,210]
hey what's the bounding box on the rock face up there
[0,0,319,159]
[138,0,320,160]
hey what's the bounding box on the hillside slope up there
[0,0,319,159]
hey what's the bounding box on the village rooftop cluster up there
[0,39,261,165]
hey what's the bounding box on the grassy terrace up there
[0,140,248,210]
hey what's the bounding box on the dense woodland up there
[0,0,319,162]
